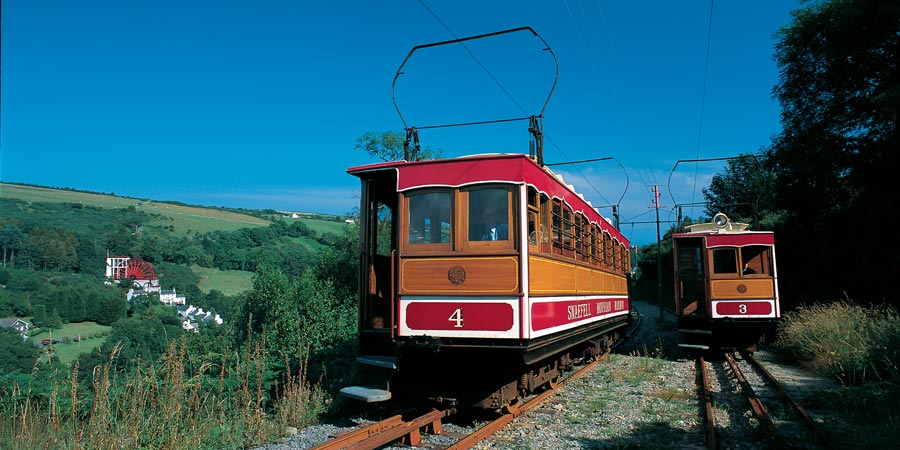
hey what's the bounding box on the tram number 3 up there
[739,304,748,314]
[448,308,464,328]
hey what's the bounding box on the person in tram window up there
[479,206,508,241]
[743,262,757,275]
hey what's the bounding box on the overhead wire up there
[415,0,529,117]
[416,0,616,208]
[690,0,716,218]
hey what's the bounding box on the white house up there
[159,289,186,306]
[0,318,30,335]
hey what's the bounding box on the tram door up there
[675,237,707,317]
[359,174,398,354]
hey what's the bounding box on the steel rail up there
[310,409,450,450]
[697,357,717,450]
[724,352,782,448]
[742,352,839,450]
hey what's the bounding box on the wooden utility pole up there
[652,186,665,319]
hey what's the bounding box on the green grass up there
[1,182,270,236]
[31,321,112,365]
[281,216,347,237]
[285,235,330,253]
[31,321,111,342]
[44,335,107,365]
[194,265,254,295]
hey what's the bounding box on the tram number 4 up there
[448,308,464,328]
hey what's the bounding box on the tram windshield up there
[468,188,509,241]
[408,191,451,244]
[711,246,773,277]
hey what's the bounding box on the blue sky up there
[1,0,800,245]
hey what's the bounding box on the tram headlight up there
[713,213,730,229]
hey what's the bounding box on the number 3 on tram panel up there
[739,304,747,314]
[448,308,464,328]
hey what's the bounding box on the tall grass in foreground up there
[777,299,900,435]
[0,335,328,450]
[777,300,900,384]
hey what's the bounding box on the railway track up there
[700,352,839,450]
[310,352,612,450]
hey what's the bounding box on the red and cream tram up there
[672,213,781,352]
[341,153,631,409]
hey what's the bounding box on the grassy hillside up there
[1,183,270,235]
[194,265,254,295]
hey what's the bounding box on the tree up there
[701,153,780,229]
[355,131,443,162]
[33,304,47,327]
[770,0,900,302]
[0,224,25,268]
[95,290,127,325]
[0,328,39,374]
[45,307,63,330]
[233,266,297,357]
[27,227,78,271]
[355,131,406,161]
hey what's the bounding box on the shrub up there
[778,299,900,385]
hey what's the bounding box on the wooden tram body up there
[672,214,780,352]
[341,153,631,409]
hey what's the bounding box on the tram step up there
[357,355,398,370]
[678,343,711,350]
[340,386,392,402]
[679,329,713,335]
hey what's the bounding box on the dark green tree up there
[0,328,39,374]
[702,153,781,230]
[95,290,127,325]
[770,0,899,302]
[33,304,47,327]
[232,265,299,364]
[45,307,63,329]
[27,227,78,271]
[312,221,359,302]
[0,224,25,268]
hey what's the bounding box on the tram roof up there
[348,153,629,245]
[673,229,775,248]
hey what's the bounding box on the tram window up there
[712,248,738,274]
[407,191,451,245]
[603,232,613,268]
[562,207,574,257]
[374,203,393,257]
[540,194,552,253]
[468,187,509,241]
[741,246,769,276]
[527,187,539,248]
[527,210,538,247]
[614,241,622,272]
[574,215,584,259]
[552,200,563,255]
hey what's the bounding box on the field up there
[194,265,255,295]
[30,321,112,365]
[1,183,270,235]
[285,216,348,237]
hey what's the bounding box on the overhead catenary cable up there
[690,0,716,218]
[415,0,529,116]
[415,0,617,208]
